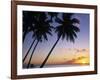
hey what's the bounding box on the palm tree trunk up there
[40,37,61,68]
[27,40,39,68]
[23,39,36,63]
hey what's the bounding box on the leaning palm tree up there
[27,13,53,68]
[23,11,36,63]
[23,12,47,63]
[40,13,80,68]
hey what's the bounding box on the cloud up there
[75,49,87,53]
[77,56,86,60]
[64,56,87,64]
[82,49,87,52]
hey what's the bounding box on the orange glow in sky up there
[25,48,90,65]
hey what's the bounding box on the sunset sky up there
[23,12,90,67]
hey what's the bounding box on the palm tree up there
[27,12,53,68]
[23,12,47,63]
[40,13,80,68]
[23,11,36,64]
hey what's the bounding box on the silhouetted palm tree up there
[27,12,53,68]
[40,13,80,68]
[23,12,46,63]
